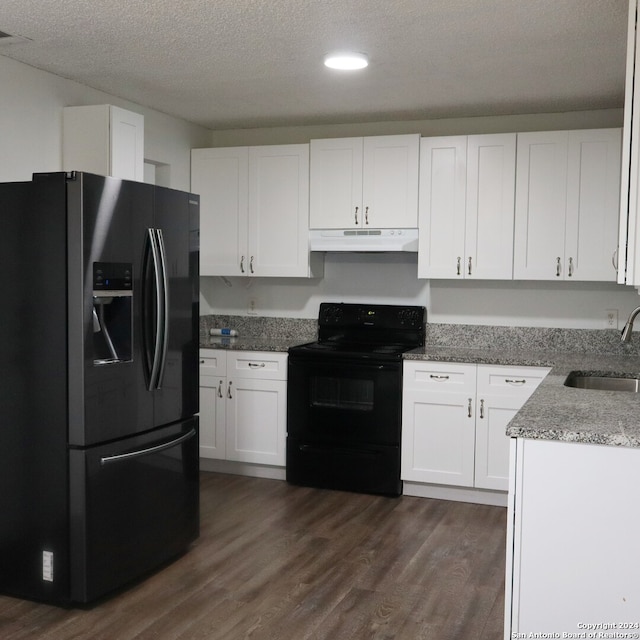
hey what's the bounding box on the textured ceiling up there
[0,0,629,130]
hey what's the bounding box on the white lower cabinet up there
[199,349,227,459]
[401,361,549,493]
[199,349,287,467]
[506,438,640,637]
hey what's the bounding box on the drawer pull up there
[505,378,526,385]
[430,374,450,380]
[217,381,223,398]
[479,398,484,419]
[467,398,472,418]
[248,362,266,369]
[227,381,233,399]
[200,359,205,364]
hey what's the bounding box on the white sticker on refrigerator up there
[42,550,53,582]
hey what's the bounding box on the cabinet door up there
[514,131,568,280]
[565,129,621,282]
[191,147,249,276]
[475,365,549,491]
[401,362,476,486]
[248,144,310,277]
[362,134,420,228]
[109,106,144,181]
[199,351,226,459]
[62,104,144,182]
[225,378,287,465]
[465,133,516,280]
[417,136,467,279]
[309,137,363,229]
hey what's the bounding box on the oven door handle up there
[289,359,399,372]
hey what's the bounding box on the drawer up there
[227,351,288,380]
[477,365,550,397]
[199,348,226,378]
[403,361,476,393]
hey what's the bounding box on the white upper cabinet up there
[418,133,516,279]
[514,129,621,281]
[192,144,320,278]
[310,134,420,229]
[63,105,144,182]
[192,147,248,276]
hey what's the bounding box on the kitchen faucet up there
[621,306,640,342]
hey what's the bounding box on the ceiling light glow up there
[324,52,369,71]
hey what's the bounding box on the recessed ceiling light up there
[324,52,369,71]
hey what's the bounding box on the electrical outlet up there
[248,298,257,315]
[606,309,618,329]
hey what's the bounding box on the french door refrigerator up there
[0,171,200,605]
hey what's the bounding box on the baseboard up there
[403,481,508,507]
[199,457,286,481]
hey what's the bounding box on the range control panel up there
[318,303,425,331]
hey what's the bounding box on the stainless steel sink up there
[564,372,640,392]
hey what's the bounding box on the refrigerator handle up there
[155,228,170,390]
[99,428,197,465]
[145,228,163,391]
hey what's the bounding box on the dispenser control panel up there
[93,262,133,292]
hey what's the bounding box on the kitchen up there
[0,1,637,638]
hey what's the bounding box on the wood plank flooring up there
[0,472,506,639]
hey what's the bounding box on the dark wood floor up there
[0,472,506,640]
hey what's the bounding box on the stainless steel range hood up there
[309,228,419,252]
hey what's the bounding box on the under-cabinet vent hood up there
[309,228,419,252]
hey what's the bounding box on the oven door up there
[286,356,403,496]
[287,356,402,446]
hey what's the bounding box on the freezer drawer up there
[68,418,199,603]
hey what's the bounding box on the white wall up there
[0,55,210,190]
[200,253,640,329]
[200,107,640,330]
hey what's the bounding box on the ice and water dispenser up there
[92,262,133,365]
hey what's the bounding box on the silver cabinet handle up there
[468,256,472,276]
[505,378,526,385]
[568,256,574,277]
[467,398,472,418]
[227,381,233,399]
[430,374,450,380]
[556,257,561,277]
[457,257,461,276]
[355,206,359,225]
[240,255,245,273]
[479,399,484,419]
[217,380,223,398]
[248,362,266,369]
[365,206,369,225]
[250,256,255,274]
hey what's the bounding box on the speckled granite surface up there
[408,324,640,448]
[200,317,640,448]
[199,315,316,351]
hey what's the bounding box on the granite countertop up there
[200,336,307,352]
[406,346,640,449]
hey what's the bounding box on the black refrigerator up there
[0,171,200,605]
